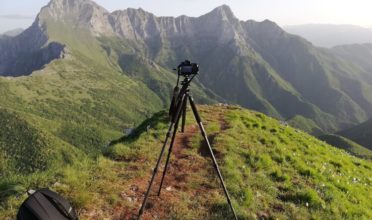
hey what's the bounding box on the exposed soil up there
[114,125,201,219]
[198,110,230,159]
[111,109,230,219]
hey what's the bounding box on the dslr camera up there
[177,60,199,76]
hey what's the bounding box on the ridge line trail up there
[119,107,230,220]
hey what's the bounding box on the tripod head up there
[177,60,199,77]
[169,60,199,119]
[173,60,199,89]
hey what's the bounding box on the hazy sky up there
[1,0,372,33]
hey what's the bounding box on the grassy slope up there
[0,108,81,175]
[3,105,370,219]
[339,119,372,150]
[287,115,324,136]
[0,17,218,218]
[332,44,372,73]
[318,134,372,160]
[0,20,177,154]
[0,107,87,216]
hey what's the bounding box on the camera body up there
[177,60,199,76]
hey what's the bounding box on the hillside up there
[1,105,371,219]
[318,134,372,160]
[1,0,372,135]
[332,44,372,73]
[339,119,372,150]
[0,108,54,174]
[284,24,372,47]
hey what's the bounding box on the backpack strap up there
[38,189,78,220]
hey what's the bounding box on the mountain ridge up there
[284,24,372,47]
[2,0,372,134]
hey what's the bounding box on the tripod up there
[137,73,238,220]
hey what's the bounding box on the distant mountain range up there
[284,24,372,47]
[331,43,372,73]
[1,0,372,136]
[1,28,24,37]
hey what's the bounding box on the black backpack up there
[17,188,78,220]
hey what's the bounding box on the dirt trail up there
[116,109,229,220]
[198,109,230,158]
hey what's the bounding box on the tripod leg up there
[137,123,173,219]
[137,96,186,220]
[181,97,187,133]
[157,95,188,196]
[188,96,238,220]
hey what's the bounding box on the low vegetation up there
[0,105,371,219]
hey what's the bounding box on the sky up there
[1,0,372,33]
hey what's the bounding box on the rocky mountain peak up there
[39,0,114,36]
[207,4,236,21]
[45,0,102,11]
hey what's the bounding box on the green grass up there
[1,105,371,219]
[210,106,371,219]
[319,134,372,160]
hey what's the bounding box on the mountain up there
[331,44,372,73]
[338,119,372,150]
[318,134,372,160]
[1,105,371,219]
[284,24,372,47]
[1,28,24,37]
[0,28,23,40]
[1,0,372,134]
[0,1,371,218]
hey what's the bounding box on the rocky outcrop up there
[0,17,65,76]
[38,0,115,36]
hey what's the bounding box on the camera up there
[177,60,199,76]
